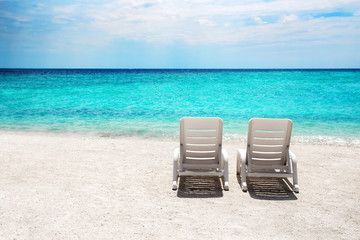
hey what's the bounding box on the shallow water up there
[0,69,359,143]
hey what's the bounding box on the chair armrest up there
[221,148,229,190]
[237,148,248,191]
[172,148,180,190]
[236,148,246,175]
[289,150,296,164]
[289,149,299,193]
[221,148,229,163]
[237,149,246,162]
[173,148,180,162]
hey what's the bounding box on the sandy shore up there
[0,131,359,239]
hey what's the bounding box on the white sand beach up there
[0,131,359,239]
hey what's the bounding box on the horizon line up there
[1,68,359,70]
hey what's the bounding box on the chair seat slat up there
[184,144,217,151]
[251,151,283,159]
[251,145,285,152]
[185,131,218,137]
[184,151,218,158]
[251,138,286,145]
[183,159,219,165]
[185,137,219,144]
[252,131,287,138]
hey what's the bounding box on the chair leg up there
[172,148,179,190]
[240,154,248,192]
[221,149,229,191]
[172,167,178,191]
[172,180,178,191]
[238,149,247,191]
[236,150,241,175]
[223,157,229,191]
[293,168,299,193]
[290,150,299,193]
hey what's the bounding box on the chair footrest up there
[178,170,224,176]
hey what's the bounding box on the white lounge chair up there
[172,117,229,191]
[237,118,299,193]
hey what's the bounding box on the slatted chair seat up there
[236,118,299,193]
[172,117,229,191]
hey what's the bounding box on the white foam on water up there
[223,133,360,147]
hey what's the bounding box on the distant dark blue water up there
[0,69,359,143]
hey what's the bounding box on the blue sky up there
[0,0,360,68]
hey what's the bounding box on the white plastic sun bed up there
[237,118,299,193]
[172,117,229,191]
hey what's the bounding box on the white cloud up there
[198,18,216,26]
[254,17,267,24]
[9,0,360,47]
[0,9,31,22]
[282,14,298,23]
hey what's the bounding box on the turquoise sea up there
[0,69,359,144]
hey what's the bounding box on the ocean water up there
[0,69,359,144]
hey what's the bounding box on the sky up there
[0,0,360,68]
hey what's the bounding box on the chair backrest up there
[180,117,223,165]
[247,118,293,166]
